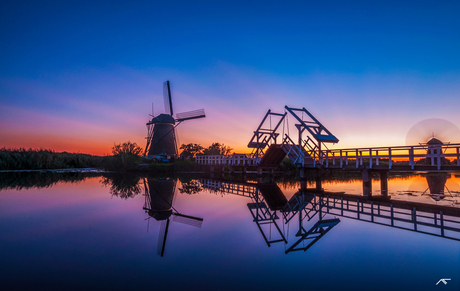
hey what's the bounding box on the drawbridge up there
[247,106,339,168]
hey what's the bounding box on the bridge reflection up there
[199,177,460,252]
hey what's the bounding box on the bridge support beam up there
[300,180,307,190]
[380,171,388,196]
[300,168,306,179]
[316,169,322,191]
[362,168,372,197]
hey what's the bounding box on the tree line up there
[179,142,233,158]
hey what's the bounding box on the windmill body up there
[144,81,206,161]
[147,114,177,158]
[146,178,176,221]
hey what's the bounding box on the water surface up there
[0,172,459,291]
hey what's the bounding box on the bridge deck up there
[196,143,460,172]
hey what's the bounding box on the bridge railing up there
[199,179,256,197]
[318,195,460,241]
[320,143,460,170]
[195,154,256,166]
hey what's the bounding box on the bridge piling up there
[316,169,322,191]
[300,168,306,179]
[362,168,372,197]
[380,171,388,196]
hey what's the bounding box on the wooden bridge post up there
[457,147,460,166]
[340,150,343,167]
[437,145,441,170]
[362,168,372,197]
[380,171,388,196]
[389,148,392,169]
[369,149,372,168]
[356,149,359,168]
[409,147,414,170]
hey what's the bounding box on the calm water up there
[0,172,459,291]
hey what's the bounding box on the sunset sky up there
[1,1,460,155]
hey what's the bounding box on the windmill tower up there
[144,81,206,160]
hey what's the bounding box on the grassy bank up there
[0,148,104,170]
[0,148,204,173]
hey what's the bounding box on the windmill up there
[143,178,203,257]
[144,81,206,160]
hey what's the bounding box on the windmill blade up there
[157,219,170,257]
[175,109,206,122]
[163,81,173,115]
[172,213,203,228]
[145,217,150,233]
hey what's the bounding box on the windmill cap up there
[149,113,175,124]
[427,137,443,145]
[150,209,173,220]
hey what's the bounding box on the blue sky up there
[1,0,460,154]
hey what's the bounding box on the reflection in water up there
[2,172,460,290]
[398,173,460,206]
[101,174,142,199]
[200,179,342,253]
[3,172,459,255]
[425,173,449,201]
[142,178,203,256]
[200,178,460,248]
[0,171,101,190]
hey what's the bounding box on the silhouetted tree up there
[202,143,234,155]
[180,143,204,158]
[110,141,143,168]
[112,141,143,156]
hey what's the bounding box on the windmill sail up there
[163,81,173,115]
[145,81,205,159]
[172,213,204,227]
[175,109,206,122]
[157,219,170,257]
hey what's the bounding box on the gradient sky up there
[1,0,460,155]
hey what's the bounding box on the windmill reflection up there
[424,173,450,201]
[143,178,203,257]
